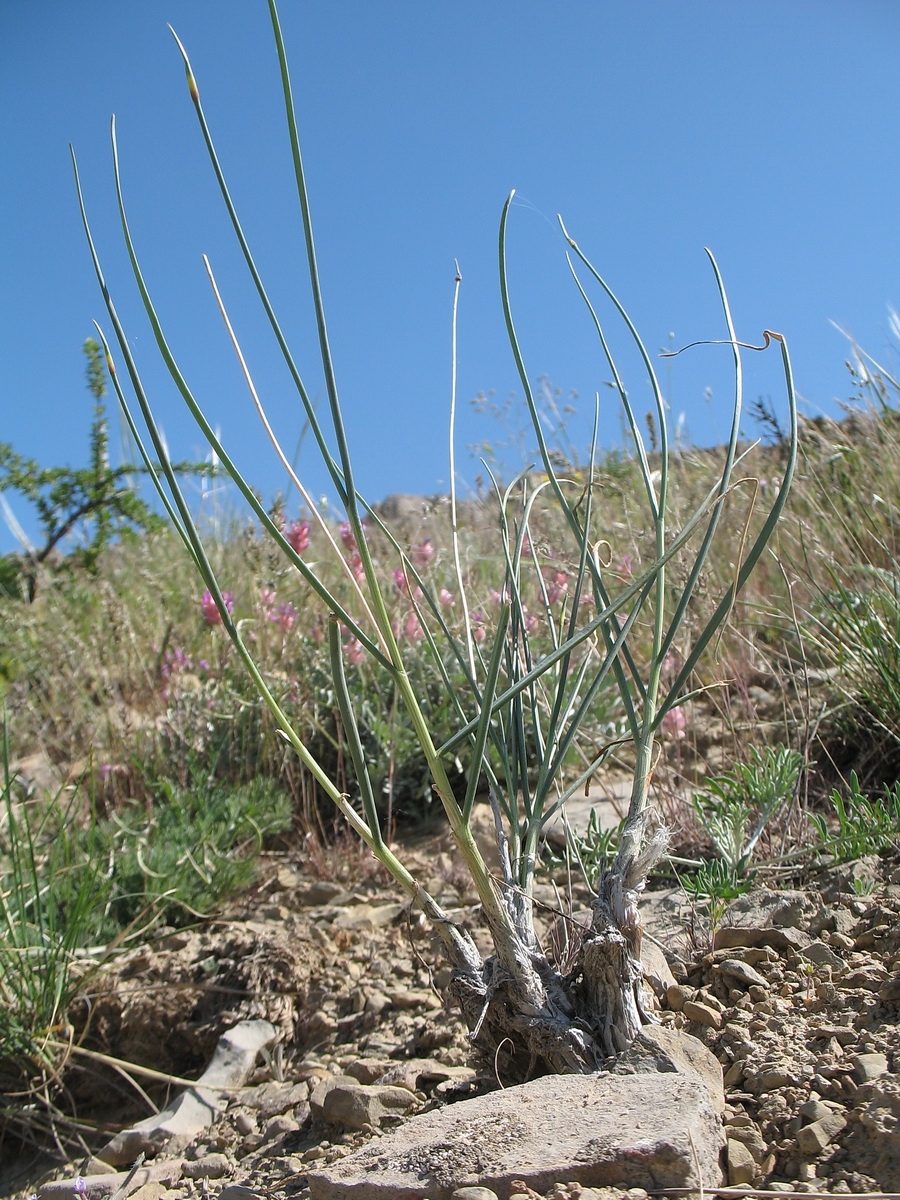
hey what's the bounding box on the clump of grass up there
[0,720,291,1149]
[79,771,293,938]
[0,724,112,1104]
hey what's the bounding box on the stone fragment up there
[801,941,845,968]
[219,1189,265,1200]
[39,1163,182,1200]
[375,1058,477,1094]
[852,1052,889,1082]
[389,988,442,1010]
[747,1067,799,1092]
[713,958,768,988]
[641,941,677,999]
[799,1099,835,1122]
[99,1019,278,1166]
[310,1075,359,1117]
[682,1000,722,1029]
[450,1190,500,1200]
[308,1043,725,1200]
[315,1080,423,1130]
[614,1025,725,1109]
[713,924,810,953]
[182,1155,231,1180]
[127,1185,169,1200]
[666,984,686,1012]
[296,881,352,905]
[332,902,407,930]
[796,1111,847,1154]
[879,970,900,1002]
[726,1137,756,1185]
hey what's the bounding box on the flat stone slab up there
[308,1034,725,1200]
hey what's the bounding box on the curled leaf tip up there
[187,72,199,102]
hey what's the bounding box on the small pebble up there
[181,1154,231,1181]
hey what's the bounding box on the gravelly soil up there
[5,825,900,1200]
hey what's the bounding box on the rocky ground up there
[5,813,900,1200]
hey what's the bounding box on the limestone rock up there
[613,1025,725,1109]
[801,940,845,968]
[374,1058,477,1093]
[319,1084,424,1128]
[726,1137,756,1185]
[182,1154,231,1180]
[640,941,677,1000]
[331,902,408,931]
[724,888,817,931]
[713,958,768,989]
[682,1000,722,1029]
[308,1045,725,1200]
[99,1019,277,1166]
[713,924,810,953]
[796,1111,847,1155]
[38,1162,182,1200]
[852,1052,889,1082]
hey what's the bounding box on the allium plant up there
[72,0,797,1079]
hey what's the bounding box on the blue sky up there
[2,1,899,554]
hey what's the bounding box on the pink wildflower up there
[412,539,434,567]
[439,587,456,608]
[274,601,297,632]
[339,520,366,551]
[393,567,422,601]
[259,587,277,611]
[404,609,424,642]
[344,636,365,665]
[523,608,539,634]
[161,646,191,678]
[661,705,688,741]
[347,550,366,583]
[201,589,233,626]
[471,611,487,643]
[661,650,683,680]
[543,569,569,605]
[285,519,310,555]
